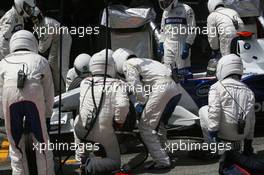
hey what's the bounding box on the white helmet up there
[89,49,116,78]
[216,54,243,80]
[9,30,38,53]
[207,0,224,13]
[159,0,178,10]
[74,53,91,76]
[112,48,137,75]
[14,0,36,17]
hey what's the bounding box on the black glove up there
[135,103,144,114]
[208,131,219,143]
[181,43,191,60]
[243,139,254,156]
[157,42,164,58]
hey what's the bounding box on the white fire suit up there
[207,7,244,56]
[74,77,129,170]
[66,67,87,161]
[0,51,55,175]
[0,7,24,60]
[160,3,196,70]
[66,68,78,91]
[123,58,181,166]
[36,17,72,93]
[66,67,79,161]
[199,78,255,143]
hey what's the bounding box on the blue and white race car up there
[50,30,264,135]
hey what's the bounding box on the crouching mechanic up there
[74,49,130,174]
[199,54,255,156]
[66,53,91,161]
[66,53,91,91]
[158,0,196,78]
[0,30,55,175]
[0,0,38,60]
[113,48,182,170]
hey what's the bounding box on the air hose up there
[82,0,110,141]
[56,0,65,174]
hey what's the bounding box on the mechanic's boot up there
[80,157,88,175]
[144,161,172,170]
[188,150,220,160]
[80,166,86,175]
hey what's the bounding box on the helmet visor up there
[30,7,42,25]
[23,2,35,17]
[159,0,174,10]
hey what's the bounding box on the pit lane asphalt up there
[1,129,264,175]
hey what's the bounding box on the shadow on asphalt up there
[256,150,264,159]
